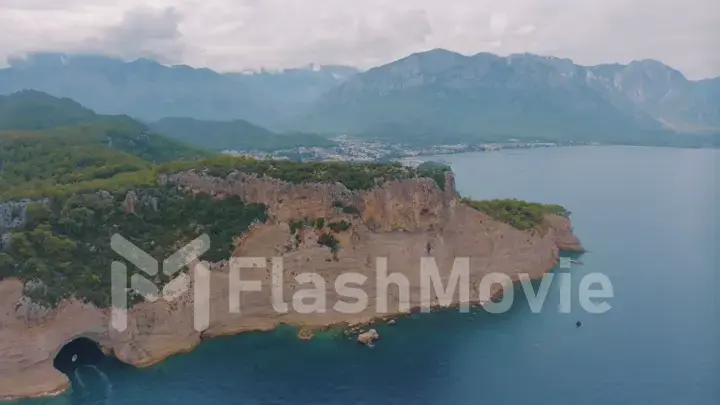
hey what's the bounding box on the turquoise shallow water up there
[20,146,719,405]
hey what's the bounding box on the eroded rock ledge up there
[0,171,582,401]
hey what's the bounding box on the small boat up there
[570,260,584,265]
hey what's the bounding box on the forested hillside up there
[150,117,335,152]
[0,91,206,199]
[0,90,97,130]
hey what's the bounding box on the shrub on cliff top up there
[318,232,340,253]
[463,198,569,230]
[289,217,315,234]
[332,201,361,215]
[327,220,352,233]
[158,156,452,191]
[417,161,452,190]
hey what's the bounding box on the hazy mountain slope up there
[0,53,281,125]
[586,60,720,131]
[150,117,335,152]
[228,64,359,106]
[296,49,719,141]
[0,53,357,129]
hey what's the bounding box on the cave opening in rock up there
[53,337,105,374]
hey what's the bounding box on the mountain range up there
[1,50,718,146]
[0,53,357,129]
[297,50,719,141]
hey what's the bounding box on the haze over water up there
[23,146,718,405]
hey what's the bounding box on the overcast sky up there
[0,0,717,79]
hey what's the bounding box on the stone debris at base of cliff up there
[357,329,380,345]
[297,326,315,340]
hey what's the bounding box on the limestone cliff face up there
[159,170,457,232]
[0,171,582,401]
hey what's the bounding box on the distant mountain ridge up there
[228,64,360,106]
[295,49,719,141]
[0,53,359,129]
[585,59,720,131]
[1,50,717,146]
[149,117,336,152]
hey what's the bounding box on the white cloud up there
[489,12,509,36]
[514,24,536,35]
[0,0,717,78]
[81,6,185,63]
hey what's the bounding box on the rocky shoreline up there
[0,172,583,401]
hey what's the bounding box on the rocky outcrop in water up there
[357,329,380,345]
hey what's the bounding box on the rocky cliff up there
[0,170,582,401]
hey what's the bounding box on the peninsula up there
[0,158,582,400]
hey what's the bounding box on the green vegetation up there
[327,220,351,233]
[288,217,319,234]
[317,232,340,254]
[0,90,96,131]
[0,188,267,308]
[416,161,452,190]
[0,130,149,194]
[332,201,361,215]
[0,92,204,200]
[288,218,350,235]
[286,217,349,254]
[160,155,449,191]
[0,121,203,200]
[463,198,569,230]
[0,91,204,161]
[341,205,361,215]
[150,117,336,152]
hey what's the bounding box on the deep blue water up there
[22,146,718,405]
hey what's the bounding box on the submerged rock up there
[297,327,315,340]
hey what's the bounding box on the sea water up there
[17,146,719,405]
